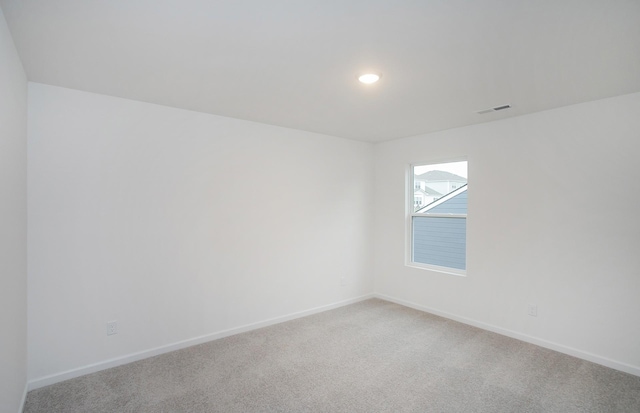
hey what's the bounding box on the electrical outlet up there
[106,321,118,336]
[527,305,538,317]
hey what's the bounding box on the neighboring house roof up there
[416,184,468,213]
[415,170,467,182]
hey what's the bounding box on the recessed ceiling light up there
[358,73,381,84]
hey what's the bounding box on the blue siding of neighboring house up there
[413,216,466,270]
[427,190,467,214]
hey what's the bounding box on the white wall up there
[0,6,27,412]
[28,83,374,383]
[374,92,640,374]
[22,67,640,393]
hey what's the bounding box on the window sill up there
[405,262,467,277]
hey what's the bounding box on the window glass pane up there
[412,216,466,270]
[413,161,467,212]
[410,160,467,273]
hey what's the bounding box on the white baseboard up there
[375,293,640,377]
[19,381,28,413]
[27,291,637,392]
[28,293,375,391]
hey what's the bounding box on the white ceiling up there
[2,0,639,142]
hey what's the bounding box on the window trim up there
[406,160,468,276]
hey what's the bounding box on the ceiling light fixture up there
[358,73,381,84]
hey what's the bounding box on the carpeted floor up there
[24,299,640,412]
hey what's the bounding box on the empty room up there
[1,1,640,412]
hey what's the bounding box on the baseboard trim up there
[27,293,375,390]
[19,381,28,413]
[375,293,640,377]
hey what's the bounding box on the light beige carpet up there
[24,299,640,412]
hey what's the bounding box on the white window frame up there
[406,159,467,277]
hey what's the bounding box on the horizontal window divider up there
[412,213,467,218]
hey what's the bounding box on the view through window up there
[410,160,468,274]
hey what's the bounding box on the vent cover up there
[477,104,511,114]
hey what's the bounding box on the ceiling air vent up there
[477,104,511,114]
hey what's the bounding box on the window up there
[408,160,467,275]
